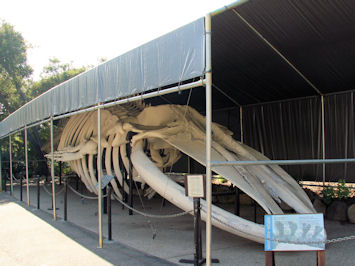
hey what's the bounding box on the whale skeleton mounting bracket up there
[46,103,316,243]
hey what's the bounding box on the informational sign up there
[264,214,325,251]
[95,175,114,190]
[184,174,205,198]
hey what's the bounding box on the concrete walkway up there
[2,182,355,265]
[0,192,175,266]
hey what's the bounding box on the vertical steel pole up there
[97,105,103,248]
[321,95,326,187]
[50,117,57,220]
[240,106,244,144]
[25,127,30,206]
[205,13,213,266]
[9,135,13,196]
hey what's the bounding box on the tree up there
[28,58,85,98]
[0,21,32,117]
[26,59,86,175]
[0,21,86,175]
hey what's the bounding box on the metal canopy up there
[1,0,355,135]
[0,18,205,138]
[210,0,355,107]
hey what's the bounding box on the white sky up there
[1,0,234,80]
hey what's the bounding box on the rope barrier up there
[67,183,108,199]
[42,183,65,196]
[112,194,193,218]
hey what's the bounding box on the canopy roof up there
[210,0,355,108]
[1,0,355,137]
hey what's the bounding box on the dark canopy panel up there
[211,0,355,107]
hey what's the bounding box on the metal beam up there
[205,12,213,266]
[50,117,57,220]
[321,95,326,186]
[211,158,355,166]
[231,8,322,96]
[97,104,103,248]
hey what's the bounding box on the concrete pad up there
[4,181,355,265]
[0,192,174,266]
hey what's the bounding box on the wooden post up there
[265,251,275,266]
[317,250,326,266]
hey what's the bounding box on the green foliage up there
[0,21,32,118]
[337,179,350,200]
[28,58,86,98]
[322,179,350,205]
[322,186,335,205]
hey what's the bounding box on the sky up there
[1,0,234,80]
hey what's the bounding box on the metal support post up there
[97,105,103,248]
[205,13,213,266]
[50,117,57,220]
[107,186,112,241]
[321,95,326,187]
[9,135,13,196]
[64,178,68,221]
[25,127,30,205]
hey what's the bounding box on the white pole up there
[97,104,103,248]
[9,135,13,196]
[321,95,326,187]
[240,106,244,144]
[205,13,213,266]
[50,117,57,220]
[25,126,30,206]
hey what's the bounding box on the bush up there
[322,179,350,205]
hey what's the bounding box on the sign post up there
[180,174,219,266]
[264,213,326,266]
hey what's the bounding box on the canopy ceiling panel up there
[0,18,205,138]
[211,0,355,107]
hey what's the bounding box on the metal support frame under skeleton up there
[46,103,316,244]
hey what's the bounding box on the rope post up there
[20,175,23,201]
[126,132,135,216]
[234,187,240,216]
[103,187,107,214]
[37,175,40,209]
[97,104,103,248]
[64,178,68,221]
[50,117,57,220]
[59,161,62,186]
[25,126,30,206]
[107,186,112,241]
[253,200,257,223]
[9,135,13,196]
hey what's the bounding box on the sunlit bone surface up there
[48,103,316,243]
